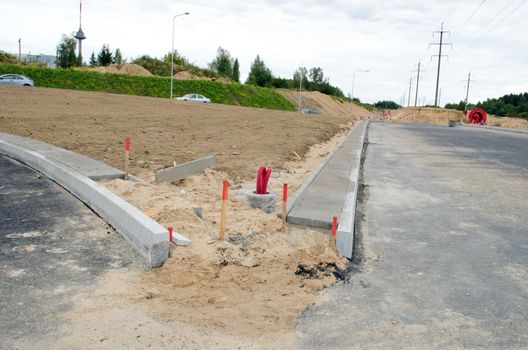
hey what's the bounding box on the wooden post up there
[219,179,228,240]
[281,183,288,232]
[125,137,130,181]
[331,216,337,251]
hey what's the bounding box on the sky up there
[1,0,527,105]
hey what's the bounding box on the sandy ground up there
[0,85,366,348]
[14,125,354,349]
[0,85,371,180]
[391,107,528,129]
[279,90,376,118]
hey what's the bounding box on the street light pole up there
[351,69,369,100]
[170,12,189,99]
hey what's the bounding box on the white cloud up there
[1,0,526,104]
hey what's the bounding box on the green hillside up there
[0,63,295,111]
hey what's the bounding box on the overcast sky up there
[2,0,527,105]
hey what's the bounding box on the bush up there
[0,63,295,111]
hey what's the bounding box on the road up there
[0,155,140,349]
[297,122,528,349]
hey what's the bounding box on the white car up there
[175,94,211,103]
[0,74,34,86]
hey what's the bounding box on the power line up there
[429,23,452,106]
[455,0,527,57]
[452,0,487,39]
[444,0,463,25]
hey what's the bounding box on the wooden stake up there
[125,137,130,181]
[331,216,337,251]
[281,183,288,232]
[219,179,228,240]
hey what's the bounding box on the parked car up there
[175,94,210,103]
[301,108,320,115]
[0,74,34,86]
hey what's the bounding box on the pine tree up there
[114,48,124,65]
[97,44,113,66]
[89,51,97,67]
[232,58,240,83]
[208,47,233,78]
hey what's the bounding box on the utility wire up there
[452,0,487,39]
[454,0,517,48]
[455,0,527,57]
[444,0,463,25]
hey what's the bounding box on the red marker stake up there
[168,227,173,243]
[219,179,228,240]
[281,183,288,232]
[125,137,130,181]
[331,216,338,251]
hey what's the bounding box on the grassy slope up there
[0,63,294,111]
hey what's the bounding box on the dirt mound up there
[174,70,207,80]
[391,107,528,129]
[279,90,374,118]
[81,64,153,76]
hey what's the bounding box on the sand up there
[78,63,153,76]
[279,90,375,118]
[17,125,356,349]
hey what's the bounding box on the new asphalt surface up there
[0,155,141,349]
[297,122,528,349]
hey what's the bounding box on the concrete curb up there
[460,124,528,135]
[284,123,360,217]
[336,121,369,258]
[0,138,190,267]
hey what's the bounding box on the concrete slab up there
[286,121,368,258]
[0,133,125,180]
[155,155,216,183]
[460,124,528,135]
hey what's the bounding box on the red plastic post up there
[332,216,337,238]
[125,137,130,151]
[168,227,173,242]
[222,179,229,200]
[283,183,288,202]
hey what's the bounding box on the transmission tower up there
[430,23,452,106]
[463,72,476,111]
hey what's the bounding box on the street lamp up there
[170,12,190,99]
[351,69,369,100]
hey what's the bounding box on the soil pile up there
[80,64,153,76]
[279,90,374,118]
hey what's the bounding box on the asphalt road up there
[0,155,140,349]
[297,122,528,349]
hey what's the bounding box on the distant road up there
[297,122,528,349]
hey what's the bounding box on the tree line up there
[445,92,528,119]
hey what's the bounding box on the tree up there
[309,67,324,85]
[209,47,233,78]
[374,100,401,109]
[163,50,188,67]
[114,48,124,65]
[89,51,97,67]
[293,66,308,88]
[232,58,240,83]
[97,44,113,66]
[56,34,77,68]
[246,55,273,87]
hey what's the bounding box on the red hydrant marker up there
[256,165,272,194]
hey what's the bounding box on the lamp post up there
[351,69,369,101]
[170,12,190,99]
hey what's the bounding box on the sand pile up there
[90,125,355,346]
[279,90,374,118]
[82,64,153,76]
[174,70,207,80]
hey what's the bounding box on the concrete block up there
[155,155,216,183]
[0,137,191,267]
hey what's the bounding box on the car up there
[300,108,321,115]
[175,94,210,103]
[0,74,34,86]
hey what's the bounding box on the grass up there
[0,63,295,111]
